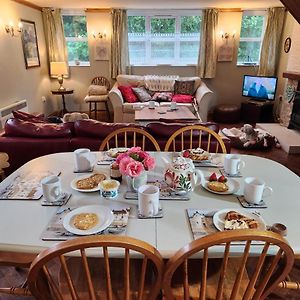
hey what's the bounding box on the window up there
[237,11,266,65]
[62,12,90,66]
[128,10,201,66]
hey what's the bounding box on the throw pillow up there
[12,110,46,123]
[172,94,193,103]
[118,86,138,103]
[174,80,195,95]
[88,85,107,96]
[152,92,173,102]
[132,87,152,102]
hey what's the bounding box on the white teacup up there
[74,148,96,172]
[170,102,177,110]
[224,154,245,175]
[138,184,159,217]
[244,177,273,204]
[148,101,155,109]
[41,175,63,202]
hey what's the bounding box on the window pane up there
[129,41,146,64]
[63,15,88,38]
[151,18,175,34]
[240,16,264,38]
[180,41,199,63]
[128,16,145,33]
[237,41,261,64]
[66,41,89,62]
[181,16,201,33]
[151,41,174,61]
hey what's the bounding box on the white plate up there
[70,173,106,193]
[180,148,211,162]
[63,205,114,235]
[106,147,129,158]
[213,208,266,231]
[202,178,240,195]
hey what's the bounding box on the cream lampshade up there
[50,62,68,91]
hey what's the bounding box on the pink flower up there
[127,147,141,154]
[119,156,134,174]
[116,152,129,164]
[143,156,155,171]
[125,161,144,177]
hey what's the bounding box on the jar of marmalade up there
[110,162,122,182]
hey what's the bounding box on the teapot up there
[164,157,204,192]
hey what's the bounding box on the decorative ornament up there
[284,37,291,53]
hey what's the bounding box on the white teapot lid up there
[171,157,194,172]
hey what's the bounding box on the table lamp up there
[50,62,68,91]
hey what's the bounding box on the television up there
[242,75,278,101]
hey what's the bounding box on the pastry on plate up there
[207,181,228,192]
[224,210,259,230]
[76,173,106,190]
[73,213,99,230]
[182,148,210,161]
[107,148,128,158]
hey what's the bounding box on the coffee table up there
[135,106,197,124]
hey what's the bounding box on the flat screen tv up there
[242,75,278,101]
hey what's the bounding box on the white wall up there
[0,0,52,114]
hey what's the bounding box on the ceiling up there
[25,0,284,9]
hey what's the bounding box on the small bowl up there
[271,223,287,236]
[99,179,120,199]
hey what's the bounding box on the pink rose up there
[116,152,129,164]
[137,150,148,160]
[143,156,155,171]
[119,156,134,175]
[125,161,144,177]
[127,147,141,154]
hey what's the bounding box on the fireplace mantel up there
[283,72,300,81]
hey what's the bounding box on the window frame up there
[128,10,202,67]
[237,10,267,66]
[61,10,90,67]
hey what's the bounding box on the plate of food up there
[63,205,114,235]
[71,173,107,192]
[181,148,211,162]
[202,173,240,195]
[213,209,266,231]
[106,148,129,159]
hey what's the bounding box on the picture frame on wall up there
[94,41,110,61]
[21,19,40,69]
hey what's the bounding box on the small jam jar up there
[110,162,122,183]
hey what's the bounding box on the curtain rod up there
[85,8,112,13]
[12,0,42,11]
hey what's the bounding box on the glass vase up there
[126,172,148,192]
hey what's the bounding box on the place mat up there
[41,192,72,206]
[73,167,94,173]
[97,152,115,165]
[138,207,163,219]
[237,196,267,208]
[0,171,60,200]
[41,207,130,241]
[219,168,242,178]
[194,161,223,168]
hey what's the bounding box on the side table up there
[51,89,74,117]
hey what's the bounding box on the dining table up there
[0,151,299,259]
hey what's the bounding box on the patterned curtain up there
[197,9,218,79]
[258,7,286,76]
[42,8,68,64]
[110,9,130,79]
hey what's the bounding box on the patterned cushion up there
[88,85,107,96]
[145,75,179,91]
[118,86,138,103]
[174,80,195,95]
[152,92,173,102]
[172,94,193,103]
[132,87,152,102]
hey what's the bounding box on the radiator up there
[0,100,28,130]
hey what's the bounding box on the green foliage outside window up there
[128,16,145,33]
[240,16,264,38]
[151,18,175,34]
[181,16,201,33]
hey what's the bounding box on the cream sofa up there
[108,75,213,123]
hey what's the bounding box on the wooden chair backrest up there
[99,127,161,151]
[164,124,227,153]
[91,76,111,89]
[27,235,164,300]
[162,230,294,300]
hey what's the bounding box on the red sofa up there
[0,118,230,175]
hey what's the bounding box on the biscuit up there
[76,173,106,190]
[207,181,228,192]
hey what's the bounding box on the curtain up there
[197,9,218,79]
[110,9,130,79]
[258,7,286,76]
[42,8,68,64]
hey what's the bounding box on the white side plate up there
[202,178,240,195]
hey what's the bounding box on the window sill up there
[237,63,259,67]
[131,64,197,67]
[68,61,91,67]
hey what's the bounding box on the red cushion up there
[12,110,45,122]
[172,94,193,103]
[118,86,138,103]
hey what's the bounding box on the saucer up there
[41,192,71,206]
[138,207,163,219]
[237,195,267,208]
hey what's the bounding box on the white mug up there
[41,175,63,202]
[224,154,245,175]
[148,101,155,109]
[138,185,159,217]
[244,177,273,204]
[170,102,177,110]
[74,148,96,172]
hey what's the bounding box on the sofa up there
[0,118,230,176]
[108,75,213,123]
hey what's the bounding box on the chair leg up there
[105,100,110,121]
[94,102,97,120]
[89,102,92,118]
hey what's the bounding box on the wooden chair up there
[99,127,161,151]
[0,235,164,299]
[84,76,111,120]
[164,124,227,153]
[162,230,294,300]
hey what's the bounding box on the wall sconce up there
[92,30,107,40]
[220,30,236,40]
[5,21,23,37]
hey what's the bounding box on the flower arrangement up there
[116,147,155,178]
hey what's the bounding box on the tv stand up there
[241,100,274,123]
